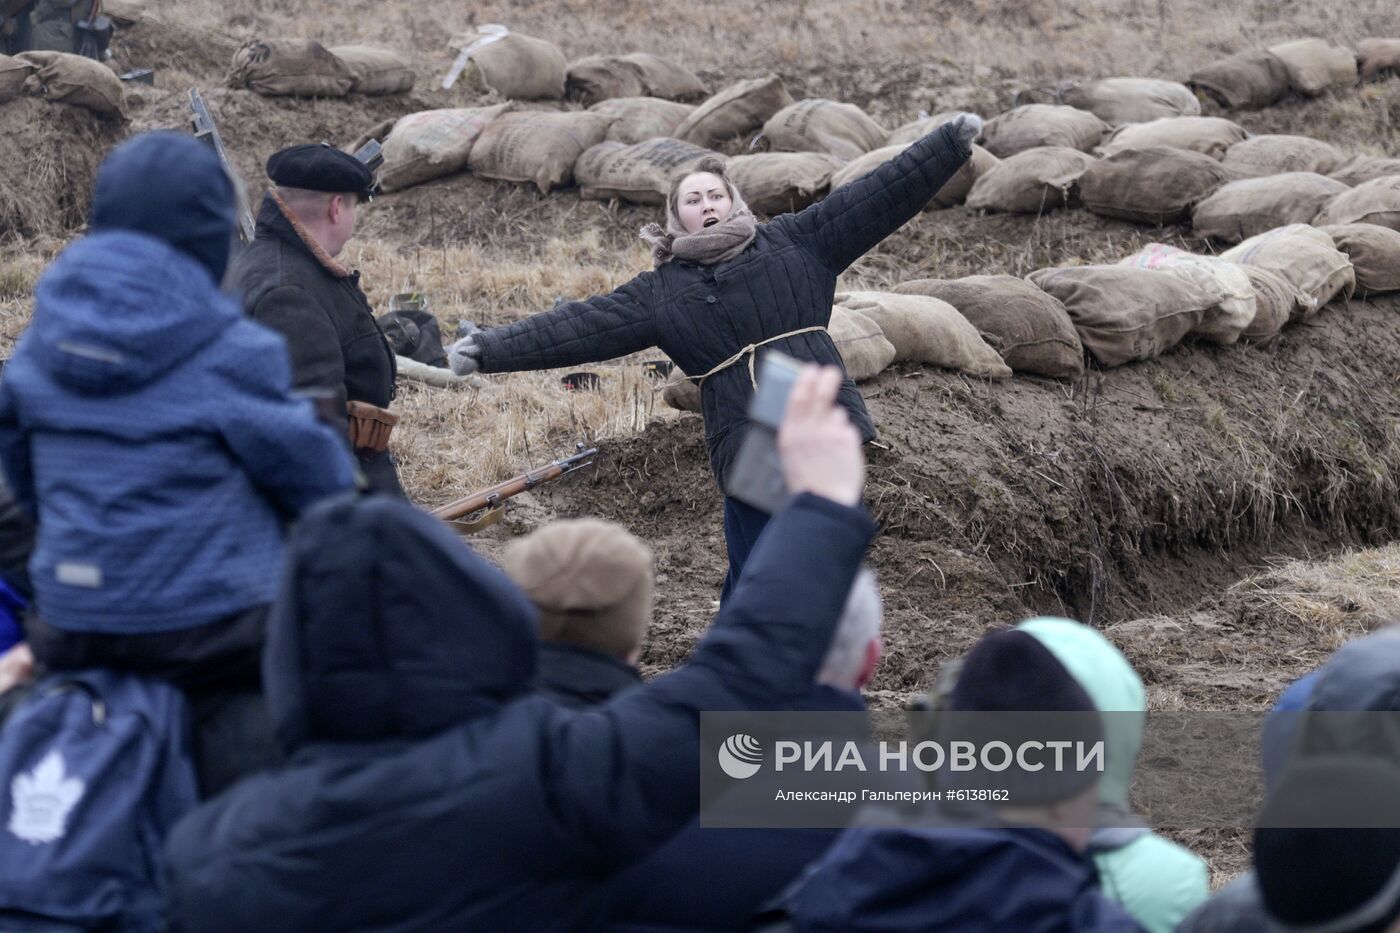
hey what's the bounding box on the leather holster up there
[346,400,398,453]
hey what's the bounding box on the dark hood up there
[1309,628,1400,712]
[265,494,540,752]
[89,131,236,283]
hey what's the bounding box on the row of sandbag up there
[1188,37,1399,109]
[0,50,126,115]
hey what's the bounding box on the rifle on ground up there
[189,88,256,244]
[432,444,598,534]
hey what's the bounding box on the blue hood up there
[89,131,236,282]
[27,231,240,395]
[265,494,541,752]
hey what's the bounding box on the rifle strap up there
[684,325,829,391]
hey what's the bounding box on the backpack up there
[0,669,199,931]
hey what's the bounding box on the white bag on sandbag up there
[1118,244,1257,345]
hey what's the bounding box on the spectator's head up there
[667,156,746,235]
[89,131,235,282]
[267,143,375,258]
[502,518,654,665]
[265,495,540,752]
[815,567,882,692]
[1255,756,1400,933]
[943,629,1105,850]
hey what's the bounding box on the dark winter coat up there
[0,231,356,635]
[770,824,1144,932]
[228,195,403,496]
[165,491,876,932]
[474,123,972,491]
[534,642,643,709]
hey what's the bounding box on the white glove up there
[946,113,984,153]
[449,335,481,376]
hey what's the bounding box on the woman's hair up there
[663,156,739,229]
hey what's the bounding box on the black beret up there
[267,143,374,198]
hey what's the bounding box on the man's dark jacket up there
[165,491,875,932]
[534,642,643,709]
[473,123,972,492]
[228,195,403,496]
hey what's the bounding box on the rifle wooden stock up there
[431,447,597,522]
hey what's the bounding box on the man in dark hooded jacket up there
[165,365,876,932]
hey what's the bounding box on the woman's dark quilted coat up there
[474,124,972,491]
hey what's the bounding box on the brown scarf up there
[639,188,758,268]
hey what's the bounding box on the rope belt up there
[678,325,829,390]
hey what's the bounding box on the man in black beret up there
[227,143,405,497]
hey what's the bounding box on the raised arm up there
[776,117,978,275]
[464,270,660,375]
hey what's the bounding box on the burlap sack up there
[829,142,996,209]
[17,50,124,115]
[762,99,888,160]
[1188,50,1291,110]
[1192,172,1348,243]
[1267,38,1358,96]
[575,137,715,204]
[662,379,702,413]
[979,104,1109,157]
[590,97,694,145]
[885,112,962,147]
[1097,116,1248,160]
[674,75,794,148]
[828,306,896,381]
[1240,265,1307,340]
[1357,39,1400,81]
[1317,223,1400,294]
[1221,134,1346,178]
[834,291,1013,378]
[329,46,415,96]
[375,104,513,193]
[1118,244,1257,345]
[101,0,147,25]
[1079,146,1233,225]
[0,54,35,104]
[227,39,354,98]
[567,56,646,105]
[1330,156,1400,186]
[1059,78,1201,125]
[1026,266,1222,367]
[618,53,708,101]
[893,275,1084,378]
[449,30,567,100]
[1222,225,1355,314]
[725,152,843,215]
[1312,176,1400,232]
[965,147,1096,215]
[467,111,612,193]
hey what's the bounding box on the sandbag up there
[829,142,996,209]
[567,55,646,105]
[467,111,612,192]
[448,29,566,100]
[833,291,1012,378]
[965,146,1096,215]
[1118,244,1257,345]
[828,306,896,381]
[892,275,1084,378]
[829,144,902,191]
[761,99,888,160]
[662,379,702,413]
[374,104,513,193]
[1312,175,1400,232]
[1222,134,1346,178]
[979,104,1109,157]
[618,53,708,101]
[1097,116,1248,160]
[590,97,694,144]
[1188,50,1291,110]
[885,112,962,147]
[1079,146,1233,225]
[1357,39,1400,81]
[1317,223,1400,294]
[1059,78,1201,125]
[101,0,147,24]
[17,50,124,115]
[1026,265,1223,367]
[1330,156,1400,186]
[575,137,715,204]
[0,54,34,103]
[329,46,415,96]
[1191,173,1348,243]
[674,75,794,148]
[1240,265,1307,340]
[227,39,353,98]
[1267,38,1358,96]
[725,152,843,214]
[1222,225,1355,314]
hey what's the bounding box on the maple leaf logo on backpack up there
[8,751,85,845]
